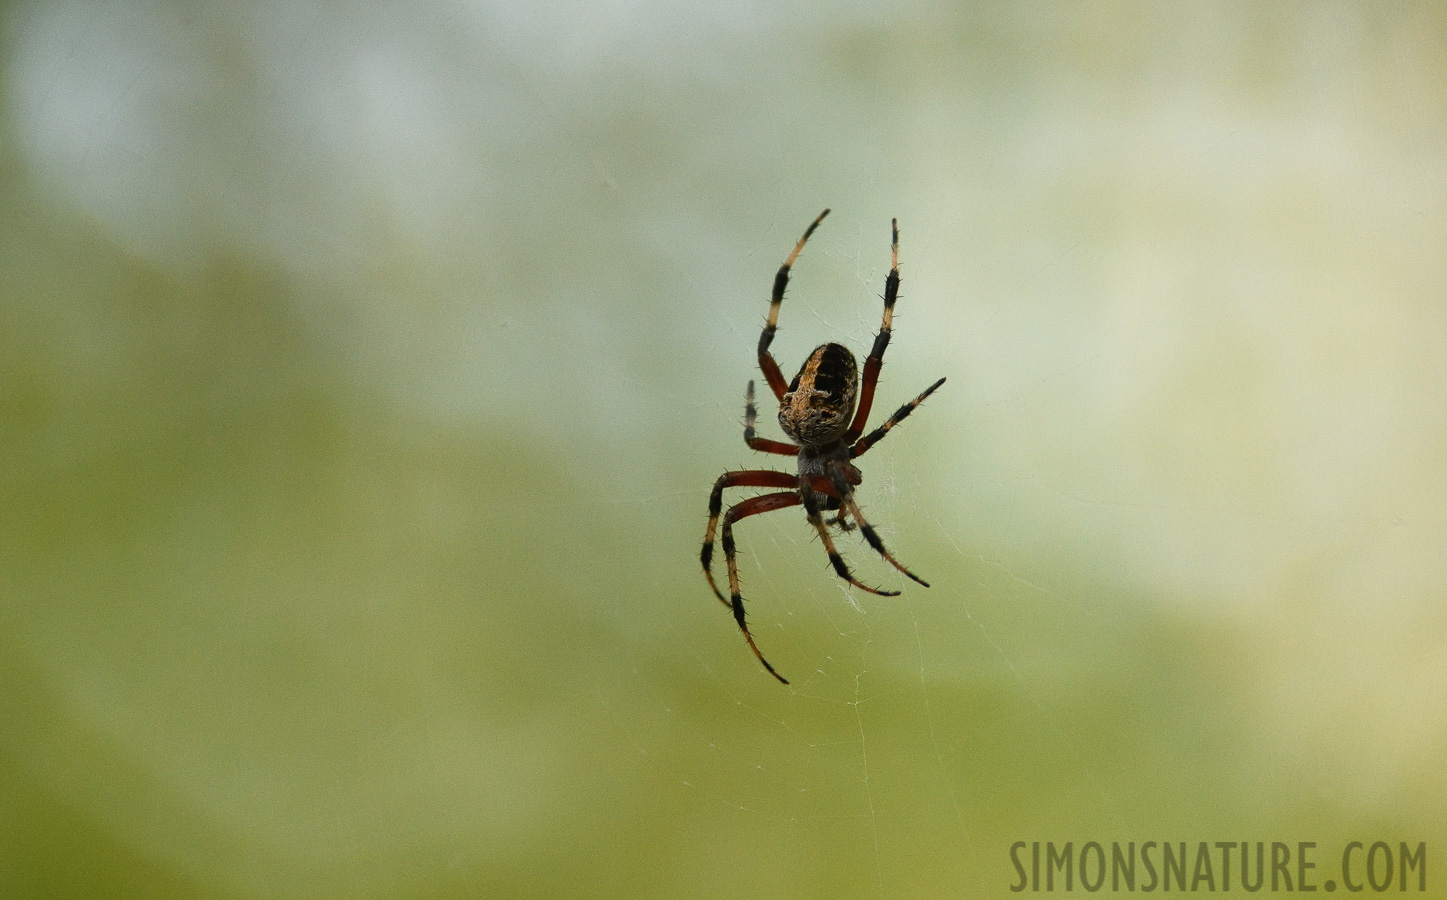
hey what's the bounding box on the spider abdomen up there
[779,343,858,446]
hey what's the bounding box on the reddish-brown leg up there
[826,460,929,587]
[798,475,900,599]
[702,467,853,604]
[702,470,799,605]
[718,491,803,683]
[743,380,798,455]
[849,376,946,459]
[759,209,830,401]
[844,218,900,443]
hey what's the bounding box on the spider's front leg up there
[716,491,801,684]
[825,460,930,587]
[701,470,798,605]
[798,475,900,598]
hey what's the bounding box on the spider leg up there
[850,376,946,458]
[744,380,798,456]
[844,218,901,443]
[799,475,900,598]
[826,461,930,588]
[718,491,802,684]
[759,209,830,401]
[702,470,799,606]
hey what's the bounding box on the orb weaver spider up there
[701,209,945,683]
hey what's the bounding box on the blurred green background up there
[3,2,1445,897]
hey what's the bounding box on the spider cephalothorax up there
[700,209,945,684]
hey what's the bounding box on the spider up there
[701,209,946,683]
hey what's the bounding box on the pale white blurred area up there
[3,1,1446,896]
[911,9,1447,818]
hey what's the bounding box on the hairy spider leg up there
[826,460,930,587]
[702,470,800,605]
[850,376,947,458]
[701,469,847,605]
[844,218,901,443]
[743,380,798,456]
[758,209,830,401]
[718,491,803,684]
[798,475,900,598]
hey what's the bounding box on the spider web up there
[657,208,1123,897]
[628,10,1447,884]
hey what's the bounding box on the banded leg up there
[702,470,799,605]
[826,461,930,587]
[719,491,802,684]
[850,376,947,458]
[759,209,830,400]
[743,380,798,456]
[844,218,901,442]
[799,475,899,598]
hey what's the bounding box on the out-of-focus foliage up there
[3,3,1445,897]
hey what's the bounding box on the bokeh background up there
[3,2,1445,897]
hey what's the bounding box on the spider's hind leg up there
[759,210,830,400]
[843,218,902,443]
